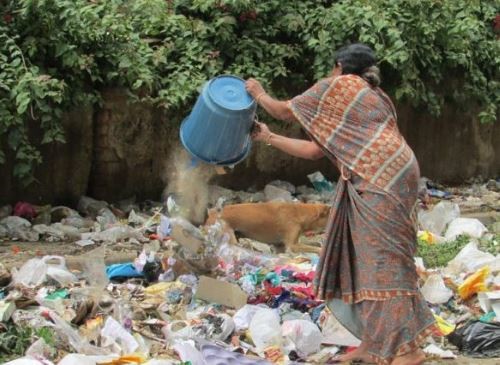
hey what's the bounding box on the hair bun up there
[361,66,381,87]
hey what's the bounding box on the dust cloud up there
[162,147,216,225]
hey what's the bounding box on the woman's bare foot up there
[331,342,374,363]
[391,349,426,365]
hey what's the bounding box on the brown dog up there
[205,202,330,253]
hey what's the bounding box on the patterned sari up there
[289,75,436,364]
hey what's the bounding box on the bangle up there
[266,133,273,146]
[255,92,267,104]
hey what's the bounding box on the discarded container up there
[180,75,256,166]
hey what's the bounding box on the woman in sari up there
[245,44,435,365]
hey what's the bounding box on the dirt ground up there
[1,240,499,365]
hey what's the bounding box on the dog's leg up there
[283,226,302,254]
[290,242,322,254]
[284,227,322,254]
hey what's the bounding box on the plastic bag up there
[319,310,361,347]
[77,196,108,218]
[4,358,54,365]
[57,354,116,365]
[418,201,460,236]
[156,214,171,239]
[434,314,456,336]
[42,256,77,286]
[101,316,139,354]
[12,258,48,287]
[264,184,293,202]
[458,266,490,300]
[282,319,323,356]
[448,321,500,357]
[307,171,335,196]
[0,216,39,241]
[26,338,55,359]
[92,226,146,243]
[233,304,262,331]
[420,274,453,304]
[445,217,487,240]
[48,311,109,355]
[249,308,283,351]
[173,340,205,365]
[446,241,496,275]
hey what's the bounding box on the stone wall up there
[0,89,498,206]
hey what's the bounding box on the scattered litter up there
[1,178,499,364]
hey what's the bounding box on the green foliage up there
[0,0,498,182]
[416,234,470,268]
[0,324,55,362]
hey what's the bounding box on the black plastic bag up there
[448,321,500,357]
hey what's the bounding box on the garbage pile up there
[0,174,499,364]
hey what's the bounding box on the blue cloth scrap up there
[106,263,144,279]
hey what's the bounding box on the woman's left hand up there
[251,121,272,142]
[245,78,265,99]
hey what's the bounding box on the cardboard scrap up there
[195,276,248,309]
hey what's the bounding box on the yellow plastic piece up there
[458,266,490,300]
[433,314,455,336]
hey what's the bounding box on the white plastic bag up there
[320,311,361,347]
[101,316,139,354]
[173,340,206,365]
[4,358,54,365]
[420,274,453,304]
[445,218,487,240]
[42,256,77,286]
[49,311,109,355]
[264,184,293,202]
[282,319,323,356]
[249,308,282,351]
[58,354,116,365]
[12,258,48,287]
[445,241,496,275]
[418,201,460,236]
[233,304,261,331]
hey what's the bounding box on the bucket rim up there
[179,118,252,166]
[207,74,255,111]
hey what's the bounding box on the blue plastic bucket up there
[180,75,256,166]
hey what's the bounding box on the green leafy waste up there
[0,324,55,362]
[417,233,499,269]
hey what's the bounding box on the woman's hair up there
[334,43,381,87]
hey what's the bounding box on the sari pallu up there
[289,75,436,364]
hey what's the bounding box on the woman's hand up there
[245,78,266,100]
[251,121,272,142]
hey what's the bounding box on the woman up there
[245,44,435,365]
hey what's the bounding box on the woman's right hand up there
[251,121,272,142]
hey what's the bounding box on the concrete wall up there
[0,89,498,205]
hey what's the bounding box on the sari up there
[288,75,436,364]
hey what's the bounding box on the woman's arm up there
[245,78,297,123]
[252,122,324,160]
